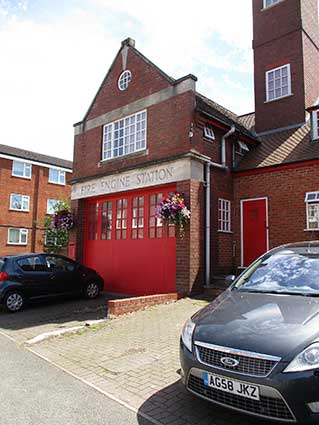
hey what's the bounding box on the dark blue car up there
[0,253,104,312]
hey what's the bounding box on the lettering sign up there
[71,158,202,200]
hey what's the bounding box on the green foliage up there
[43,199,72,254]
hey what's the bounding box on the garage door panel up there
[84,185,176,296]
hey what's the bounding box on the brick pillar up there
[176,179,204,295]
[70,198,86,263]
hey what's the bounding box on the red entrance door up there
[241,198,268,267]
[84,185,176,296]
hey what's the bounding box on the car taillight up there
[0,272,8,281]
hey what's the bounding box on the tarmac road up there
[0,333,151,425]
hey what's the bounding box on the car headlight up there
[182,318,195,352]
[284,342,319,373]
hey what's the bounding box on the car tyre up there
[4,291,25,313]
[83,282,100,299]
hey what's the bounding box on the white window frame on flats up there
[49,168,66,185]
[10,194,30,212]
[102,110,147,161]
[311,110,319,141]
[266,64,291,102]
[12,160,32,179]
[47,199,58,215]
[8,228,28,245]
[305,192,319,230]
[218,199,231,232]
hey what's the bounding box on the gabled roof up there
[80,38,176,124]
[0,144,72,170]
[195,93,257,141]
[235,121,319,171]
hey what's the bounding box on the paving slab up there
[13,297,274,425]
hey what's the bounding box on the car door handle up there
[49,273,56,280]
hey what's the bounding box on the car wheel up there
[84,282,100,299]
[4,291,25,313]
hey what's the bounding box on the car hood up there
[193,290,319,359]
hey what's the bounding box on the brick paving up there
[1,296,273,425]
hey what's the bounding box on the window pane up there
[9,229,19,243]
[13,161,24,176]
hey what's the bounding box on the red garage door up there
[84,185,176,296]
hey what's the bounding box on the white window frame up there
[203,125,215,141]
[263,0,283,9]
[305,192,319,230]
[102,110,147,161]
[266,64,291,102]
[311,110,319,141]
[118,70,132,91]
[12,160,32,179]
[10,194,30,212]
[47,199,58,215]
[218,199,231,232]
[7,228,28,245]
[49,168,66,185]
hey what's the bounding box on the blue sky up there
[0,0,254,160]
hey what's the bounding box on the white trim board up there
[0,153,72,173]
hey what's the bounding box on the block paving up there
[0,297,272,425]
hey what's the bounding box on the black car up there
[0,253,104,312]
[180,242,319,424]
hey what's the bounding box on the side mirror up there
[225,275,236,286]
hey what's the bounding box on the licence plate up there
[203,372,260,401]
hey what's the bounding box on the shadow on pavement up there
[0,294,109,332]
[137,379,273,425]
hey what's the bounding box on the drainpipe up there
[221,125,236,167]
[205,124,236,287]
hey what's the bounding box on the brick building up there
[71,0,319,296]
[0,144,72,255]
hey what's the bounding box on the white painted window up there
[10,194,30,212]
[12,161,32,179]
[102,110,147,160]
[49,168,66,185]
[263,0,282,8]
[118,70,132,91]
[8,228,28,245]
[266,64,291,102]
[203,125,215,141]
[311,110,319,141]
[47,199,58,214]
[305,192,319,230]
[235,141,249,156]
[218,199,231,232]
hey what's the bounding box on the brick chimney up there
[253,0,319,134]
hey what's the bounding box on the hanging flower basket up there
[50,209,74,231]
[156,193,191,238]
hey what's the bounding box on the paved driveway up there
[0,296,273,425]
[0,296,107,343]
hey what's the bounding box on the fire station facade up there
[71,0,319,296]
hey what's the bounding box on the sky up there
[0,0,254,160]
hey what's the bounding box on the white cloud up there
[0,0,254,160]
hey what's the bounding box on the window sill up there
[11,174,31,180]
[264,93,293,104]
[99,148,148,166]
[9,208,30,213]
[48,181,66,186]
[218,230,233,234]
[304,228,319,232]
[7,242,27,246]
[203,137,215,143]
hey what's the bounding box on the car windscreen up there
[234,250,319,295]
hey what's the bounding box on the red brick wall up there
[0,157,71,256]
[73,90,195,181]
[86,47,172,121]
[233,163,319,267]
[252,0,319,133]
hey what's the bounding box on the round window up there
[118,70,132,91]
